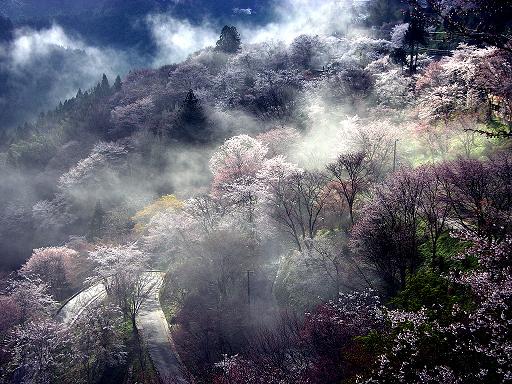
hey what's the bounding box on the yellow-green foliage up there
[407,122,490,167]
[132,194,183,232]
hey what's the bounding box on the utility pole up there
[393,139,399,172]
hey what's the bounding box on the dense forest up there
[1,0,512,383]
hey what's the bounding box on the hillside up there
[0,1,511,383]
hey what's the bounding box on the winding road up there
[57,271,188,383]
[57,282,107,324]
[136,272,188,383]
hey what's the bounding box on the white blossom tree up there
[6,319,71,384]
[70,303,126,384]
[88,243,153,328]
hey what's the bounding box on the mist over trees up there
[1,0,512,383]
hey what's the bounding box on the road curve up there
[136,271,188,383]
[57,282,107,324]
[57,271,189,383]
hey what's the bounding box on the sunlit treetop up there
[132,194,184,232]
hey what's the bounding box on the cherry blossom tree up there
[373,68,415,108]
[289,34,326,69]
[70,303,126,383]
[58,142,128,192]
[438,155,512,239]
[390,23,409,50]
[415,44,495,123]
[184,194,227,235]
[257,157,331,251]
[32,195,75,233]
[167,62,213,95]
[143,207,194,258]
[210,135,268,236]
[347,36,393,67]
[358,232,512,383]
[8,277,57,323]
[333,65,375,102]
[110,96,155,137]
[132,194,184,233]
[256,156,303,249]
[301,289,385,382]
[210,135,268,195]
[6,319,71,384]
[88,243,152,328]
[20,246,78,300]
[350,120,397,180]
[214,290,384,384]
[255,127,301,158]
[0,295,21,335]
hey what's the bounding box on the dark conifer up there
[173,89,209,143]
[88,201,106,241]
[113,75,122,92]
[404,8,427,74]
[215,25,242,54]
[101,73,110,89]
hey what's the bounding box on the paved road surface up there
[136,271,188,384]
[57,271,188,383]
[57,282,107,324]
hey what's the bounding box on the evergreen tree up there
[215,25,242,54]
[172,89,209,143]
[363,0,404,30]
[390,47,408,72]
[113,75,122,92]
[404,7,428,74]
[101,73,110,89]
[94,74,111,97]
[88,201,106,241]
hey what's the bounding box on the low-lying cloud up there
[0,24,134,128]
[147,14,218,67]
[246,0,357,44]
[0,0,360,130]
[147,0,359,66]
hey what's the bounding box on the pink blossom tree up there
[210,135,268,237]
[255,127,301,158]
[20,246,78,300]
[70,303,126,383]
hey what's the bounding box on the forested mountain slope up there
[0,1,511,383]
